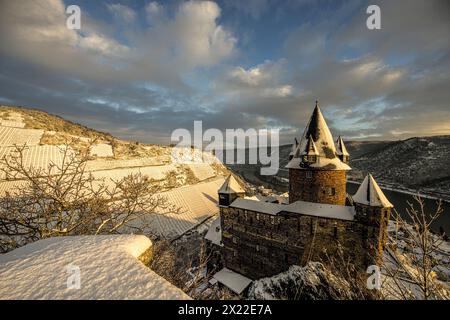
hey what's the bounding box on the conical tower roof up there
[301,134,319,156]
[289,138,299,157]
[299,101,336,159]
[336,136,349,156]
[286,101,351,170]
[219,175,245,194]
[353,174,393,208]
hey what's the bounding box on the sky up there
[0,0,449,145]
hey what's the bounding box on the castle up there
[206,102,393,281]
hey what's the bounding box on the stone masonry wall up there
[220,205,382,280]
[289,169,347,205]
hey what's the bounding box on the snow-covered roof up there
[336,136,349,156]
[352,174,393,208]
[218,175,245,194]
[299,103,336,158]
[230,197,355,221]
[204,217,222,246]
[230,198,283,215]
[288,138,299,156]
[301,135,319,156]
[0,235,190,300]
[212,268,252,294]
[284,200,355,220]
[286,102,350,171]
[285,156,351,170]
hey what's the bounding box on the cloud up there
[106,3,136,23]
[0,0,448,146]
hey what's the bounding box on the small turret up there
[301,134,319,164]
[286,101,351,205]
[336,136,349,164]
[353,174,393,266]
[288,138,299,160]
[353,174,393,209]
[218,175,245,206]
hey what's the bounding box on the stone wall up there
[289,169,347,205]
[220,204,386,280]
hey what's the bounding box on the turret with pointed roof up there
[218,175,245,206]
[287,101,350,205]
[353,173,393,265]
[288,138,299,160]
[336,136,349,164]
[286,101,350,171]
[353,174,393,208]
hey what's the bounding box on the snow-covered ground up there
[0,127,43,146]
[142,177,225,239]
[0,235,190,299]
[89,143,114,157]
[381,221,450,299]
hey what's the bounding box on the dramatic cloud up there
[0,0,448,145]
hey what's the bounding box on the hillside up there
[348,136,450,198]
[0,105,230,240]
[228,136,450,200]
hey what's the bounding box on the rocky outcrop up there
[247,262,355,300]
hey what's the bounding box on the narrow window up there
[333,223,338,238]
[256,245,260,252]
[256,213,260,220]
[328,187,336,196]
[233,237,238,244]
[306,171,312,178]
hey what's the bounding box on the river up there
[346,182,450,235]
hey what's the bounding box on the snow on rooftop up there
[230,198,282,215]
[218,175,245,194]
[187,163,216,181]
[285,156,351,171]
[204,217,222,246]
[230,198,355,221]
[287,103,351,171]
[285,200,355,220]
[298,104,336,158]
[353,174,393,208]
[336,136,349,156]
[212,268,252,294]
[0,235,190,300]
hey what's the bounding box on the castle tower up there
[286,101,351,205]
[353,174,393,265]
[218,175,245,206]
[336,136,349,164]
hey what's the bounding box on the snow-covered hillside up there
[348,136,450,199]
[0,106,230,239]
[0,235,190,299]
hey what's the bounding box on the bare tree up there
[382,196,449,300]
[0,143,177,252]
